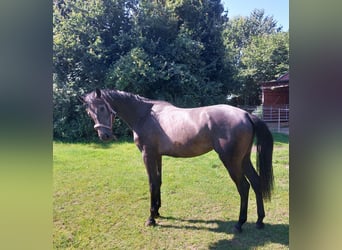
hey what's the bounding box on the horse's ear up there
[95,88,101,98]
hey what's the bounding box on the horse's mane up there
[104,89,172,106]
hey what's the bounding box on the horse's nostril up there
[100,133,112,141]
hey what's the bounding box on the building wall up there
[262,86,289,107]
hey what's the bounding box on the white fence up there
[262,106,289,133]
[238,105,289,134]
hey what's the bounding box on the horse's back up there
[153,103,253,138]
[205,104,252,130]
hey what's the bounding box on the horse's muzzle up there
[98,131,114,142]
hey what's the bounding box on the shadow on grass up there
[157,216,289,249]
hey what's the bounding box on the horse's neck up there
[106,90,152,128]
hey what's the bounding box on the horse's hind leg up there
[235,176,250,233]
[156,155,162,217]
[243,157,265,229]
[219,154,250,233]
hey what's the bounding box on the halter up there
[93,97,117,130]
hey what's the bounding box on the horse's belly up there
[160,136,213,157]
[157,108,213,157]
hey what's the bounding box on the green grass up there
[53,133,288,249]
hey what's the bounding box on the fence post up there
[278,108,281,132]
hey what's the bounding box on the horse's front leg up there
[142,149,162,226]
[156,155,162,214]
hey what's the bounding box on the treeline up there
[53,0,288,141]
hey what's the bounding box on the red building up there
[261,72,289,108]
[261,73,289,122]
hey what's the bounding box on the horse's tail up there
[248,114,274,201]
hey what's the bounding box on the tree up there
[223,9,288,105]
[53,0,232,141]
[240,32,289,82]
[105,0,230,107]
[223,9,281,61]
[236,32,289,105]
[53,0,136,140]
[53,0,135,88]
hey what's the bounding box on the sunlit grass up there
[53,133,288,249]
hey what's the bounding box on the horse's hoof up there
[256,222,264,229]
[145,218,156,227]
[155,212,160,218]
[233,224,242,233]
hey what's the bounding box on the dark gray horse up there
[81,88,273,232]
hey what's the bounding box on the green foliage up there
[106,48,157,96]
[54,0,134,86]
[104,0,230,106]
[53,0,136,141]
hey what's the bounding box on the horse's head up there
[81,88,116,142]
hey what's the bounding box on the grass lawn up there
[53,133,288,249]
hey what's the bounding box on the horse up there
[81,88,274,233]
